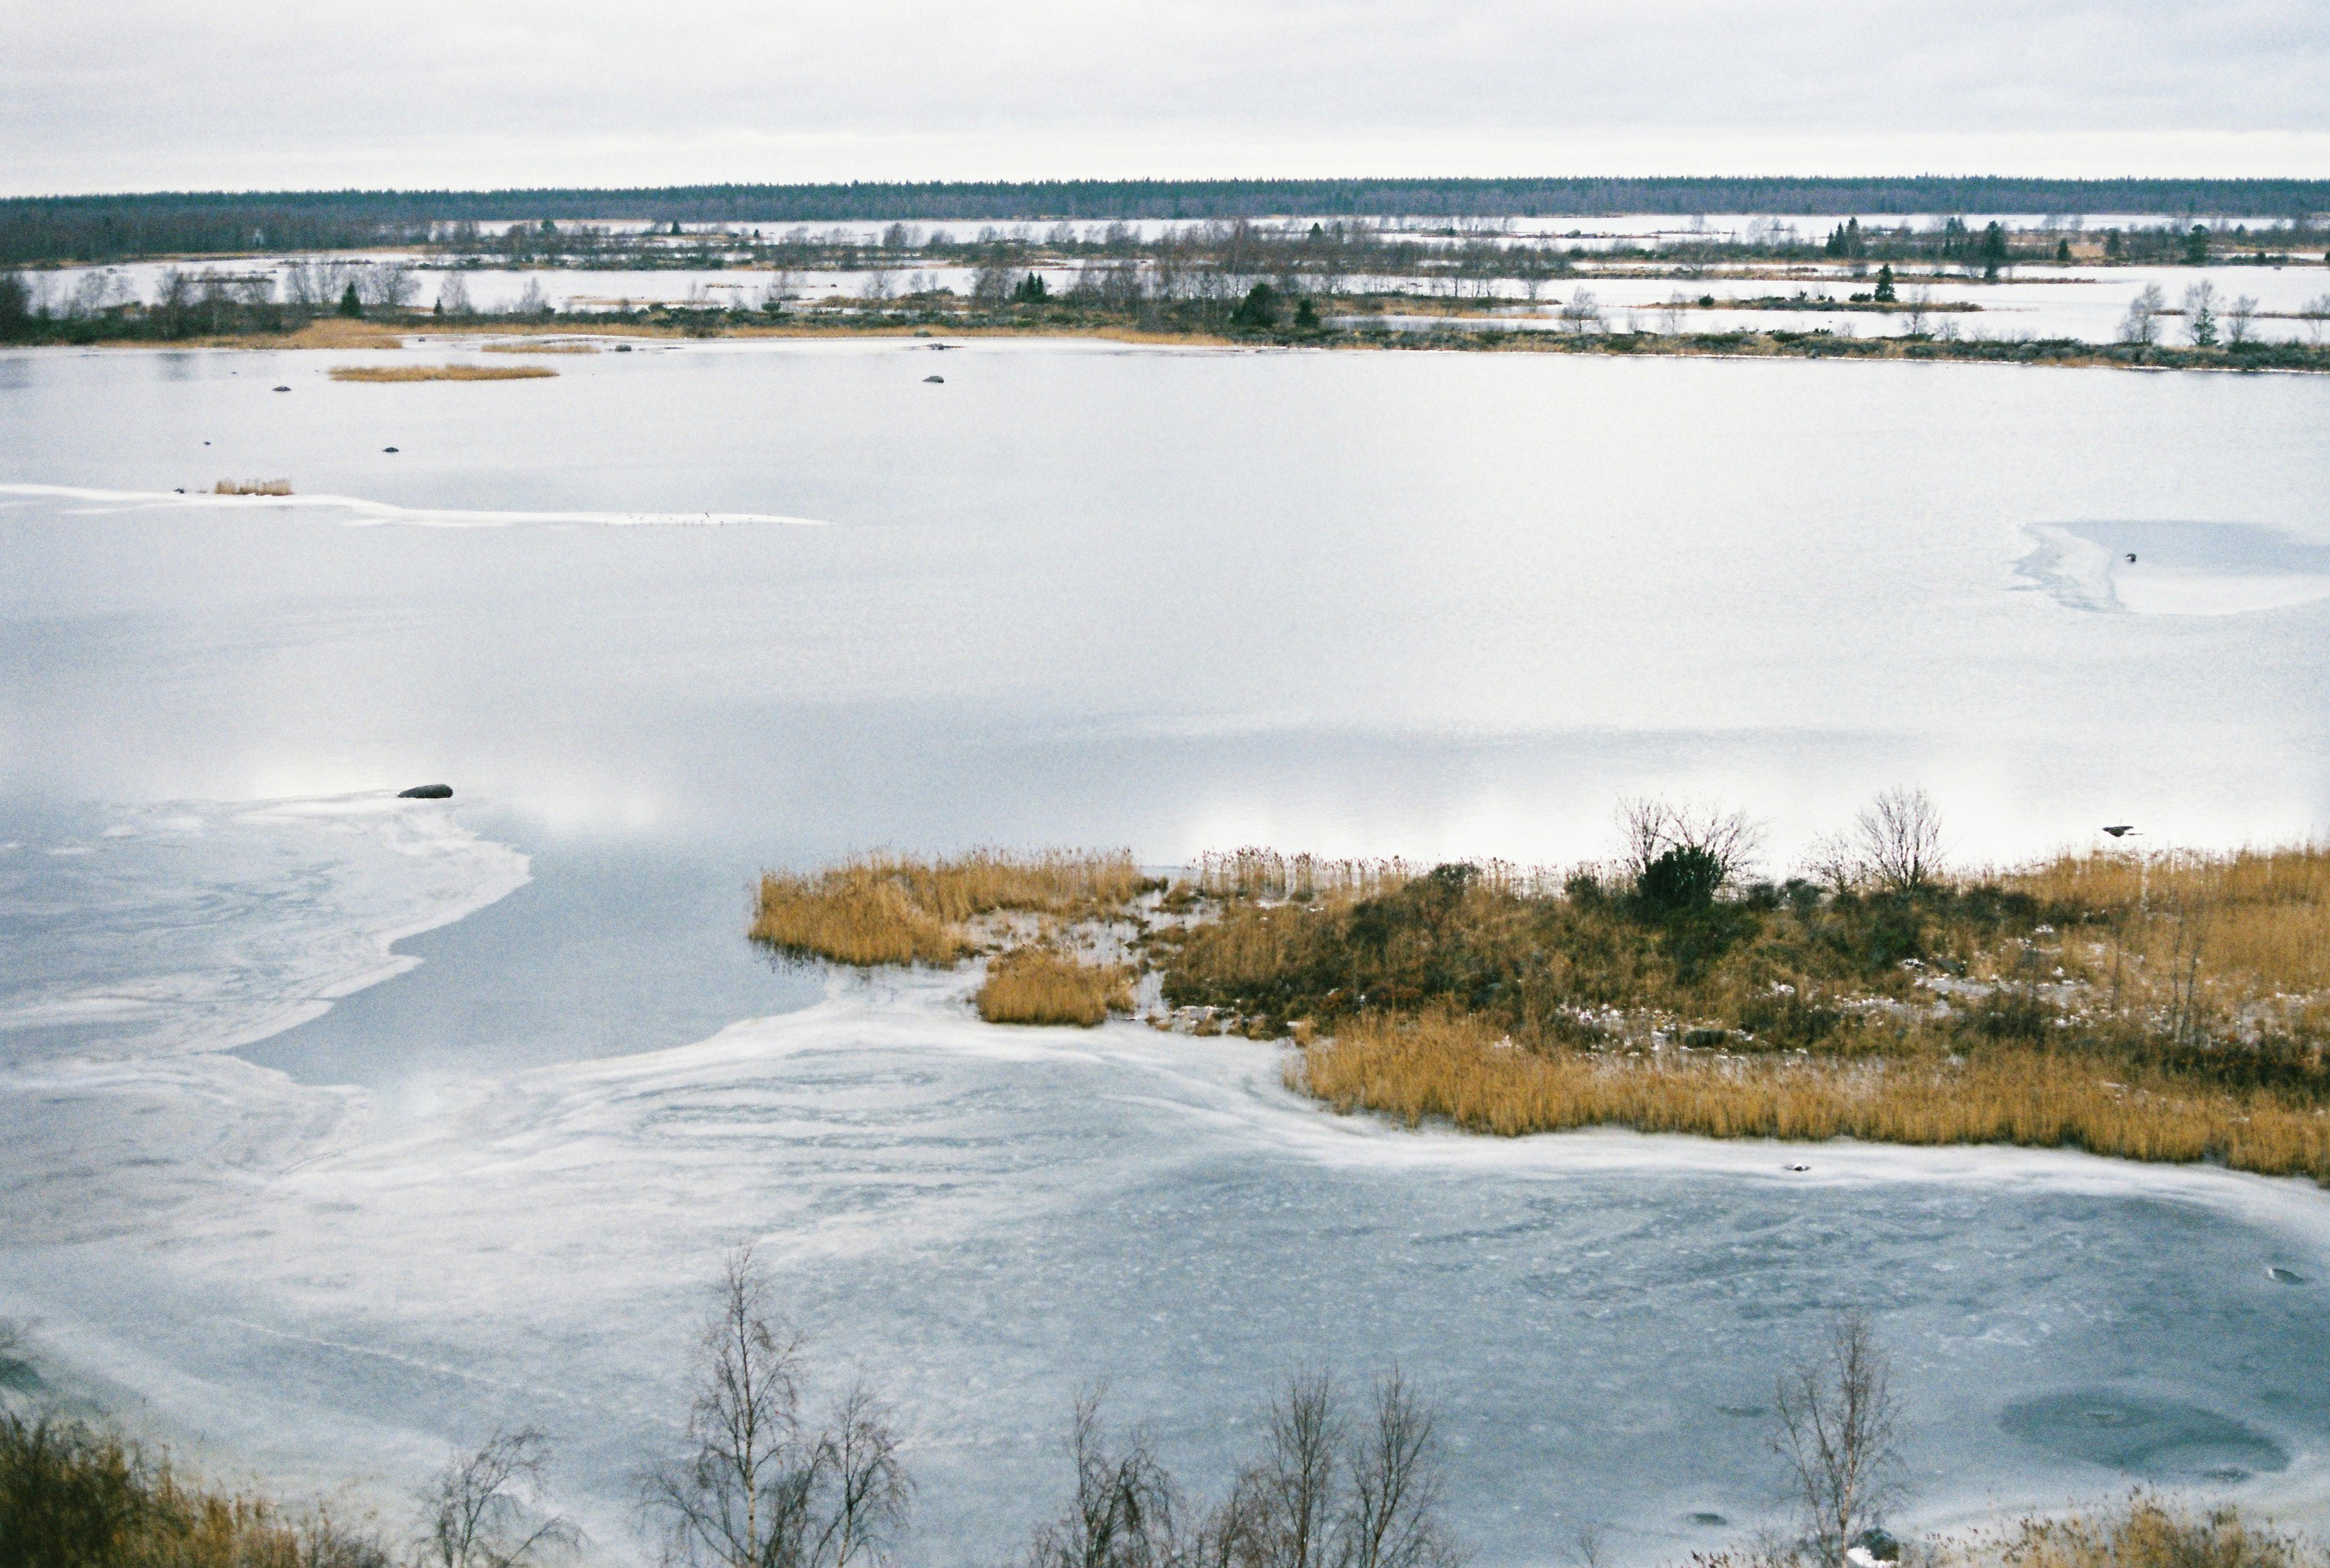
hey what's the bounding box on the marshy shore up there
[751,814,2330,1183]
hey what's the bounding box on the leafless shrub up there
[1617,799,1762,887]
[416,1427,579,1568]
[1342,1371,1460,1568]
[1855,789,1944,893]
[1772,1312,1903,1568]
[1026,1391,1185,1568]
[436,273,474,316]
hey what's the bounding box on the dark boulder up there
[397,784,454,799]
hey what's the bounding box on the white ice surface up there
[10,957,2330,1564]
[0,483,830,529]
[0,793,527,1242]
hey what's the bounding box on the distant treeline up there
[7,176,2330,263]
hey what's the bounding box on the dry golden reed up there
[1297,1010,2330,1182]
[481,340,599,354]
[328,363,557,382]
[974,949,1135,1027]
[1944,1497,2319,1568]
[213,479,291,496]
[751,849,1147,968]
[2004,843,2330,994]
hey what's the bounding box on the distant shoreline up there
[29,308,2330,376]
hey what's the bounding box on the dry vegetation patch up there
[1297,1010,2330,1180]
[748,833,2330,1164]
[0,1413,386,1566]
[480,340,599,354]
[327,363,557,382]
[1947,1497,2321,1568]
[750,849,1150,976]
[212,478,291,496]
[975,948,1135,1026]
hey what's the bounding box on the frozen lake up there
[3,338,2330,1562]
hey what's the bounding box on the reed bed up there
[975,949,1135,1026]
[1187,848,1567,904]
[327,363,556,382]
[1945,1497,2321,1568]
[480,340,598,354]
[2004,844,2330,992]
[751,849,1149,968]
[1297,1011,2330,1182]
[212,478,291,496]
[0,1413,377,1567]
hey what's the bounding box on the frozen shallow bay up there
[3,337,2330,1562]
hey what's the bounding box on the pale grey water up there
[3,338,2330,1563]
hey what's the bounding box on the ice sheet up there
[0,482,830,529]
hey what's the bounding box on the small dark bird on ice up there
[924,374,944,383]
[2125,553,2137,563]
[2102,825,2137,837]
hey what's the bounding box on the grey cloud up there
[3,0,2325,192]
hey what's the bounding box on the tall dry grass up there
[480,340,598,354]
[751,849,1148,968]
[213,478,291,496]
[974,949,1135,1026]
[1188,848,1561,904]
[327,363,556,382]
[1297,1011,2330,1182]
[0,1413,387,1567]
[2005,844,2330,994]
[1949,1497,2320,1568]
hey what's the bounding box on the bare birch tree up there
[641,1245,817,1568]
[1772,1312,1903,1568]
[811,1383,913,1568]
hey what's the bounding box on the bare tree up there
[418,1427,580,1568]
[1771,1312,1903,1568]
[2223,293,2258,348]
[2119,283,2166,346]
[363,262,420,310]
[1852,789,1944,894]
[436,272,474,316]
[811,1384,913,1568]
[1341,1371,1459,1568]
[1617,799,1762,887]
[642,1245,817,1568]
[2304,294,2330,347]
[1556,287,1602,335]
[1026,1391,1185,1568]
[2181,280,2219,347]
[1237,1371,1343,1568]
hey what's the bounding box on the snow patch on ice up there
[2018,521,2330,616]
[0,483,830,529]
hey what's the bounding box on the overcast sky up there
[6,0,2328,195]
